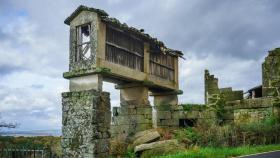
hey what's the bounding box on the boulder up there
[134,139,179,153]
[133,131,160,146]
[133,129,156,140]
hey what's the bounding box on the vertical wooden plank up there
[174,56,179,88]
[143,42,150,74]
[96,18,106,67]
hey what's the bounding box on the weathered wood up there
[150,52,175,81]
[105,26,144,71]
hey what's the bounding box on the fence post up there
[50,148,52,158]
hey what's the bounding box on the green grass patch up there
[180,104,206,112]
[154,144,280,158]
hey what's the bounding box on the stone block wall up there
[111,100,153,138]
[62,90,111,158]
[220,88,243,102]
[262,48,280,97]
[155,105,217,127]
[226,97,276,124]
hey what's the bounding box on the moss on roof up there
[64,5,108,25]
[65,5,184,58]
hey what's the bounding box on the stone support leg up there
[151,92,179,128]
[111,83,152,138]
[61,90,111,158]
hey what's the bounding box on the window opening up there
[76,24,91,61]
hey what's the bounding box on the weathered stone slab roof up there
[64,5,184,58]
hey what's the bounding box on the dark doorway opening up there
[179,119,197,127]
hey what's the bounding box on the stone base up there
[62,90,111,158]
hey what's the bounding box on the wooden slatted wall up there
[105,26,144,71]
[150,52,175,81]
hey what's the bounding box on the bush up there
[171,115,280,148]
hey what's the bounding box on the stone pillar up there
[62,90,111,158]
[111,83,152,138]
[151,91,180,127]
[204,70,219,105]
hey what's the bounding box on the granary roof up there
[64,5,184,58]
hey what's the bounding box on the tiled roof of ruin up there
[64,5,184,58]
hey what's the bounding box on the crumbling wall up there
[262,48,280,97]
[204,70,219,104]
[204,70,243,105]
[62,90,111,158]
[204,70,244,124]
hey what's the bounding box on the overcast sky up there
[1,0,280,131]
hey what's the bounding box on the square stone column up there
[112,83,152,138]
[151,91,181,128]
[62,90,111,158]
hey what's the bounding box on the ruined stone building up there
[205,48,280,124]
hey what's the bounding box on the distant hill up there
[0,129,61,137]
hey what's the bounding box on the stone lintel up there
[63,67,111,79]
[115,82,145,89]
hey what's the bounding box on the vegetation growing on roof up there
[65,5,183,58]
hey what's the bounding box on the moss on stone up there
[143,79,154,87]
[63,67,111,79]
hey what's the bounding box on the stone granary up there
[61,5,183,157]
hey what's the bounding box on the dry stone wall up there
[227,98,278,124]
[62,90,111,158]
[155,105,217,127]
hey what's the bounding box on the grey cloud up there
[30,84,44,89]
[0,65,24,76]
[104,0,280,59]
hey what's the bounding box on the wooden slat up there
[149,52,175,81]
[105,26,144,72]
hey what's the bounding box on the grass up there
[154,144,280,158]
